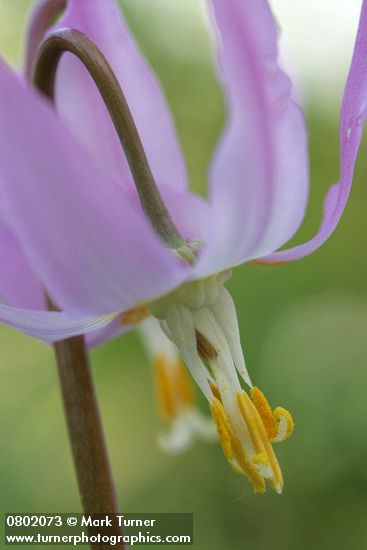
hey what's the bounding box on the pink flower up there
[0,0,365,492]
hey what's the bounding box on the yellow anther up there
[154,355,195,421]
[210,398,266,493]
[237,391,284,494]
[210,398,233,459]
[121,305,150,326]
[253,452,269,468]
[251,387,294,445]
[250,387,277,440]
[273,407,295,442]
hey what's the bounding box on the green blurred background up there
[1,1,367,549]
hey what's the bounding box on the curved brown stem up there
[24,0,66,80]
[26,7,128,547]
[33,28,186,251]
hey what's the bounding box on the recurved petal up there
[51,0,188,190]
[0,303,118,342]
[0,60,189,317]
[259,0,367,264]
[0,216,45,310]
[196,0,308,275]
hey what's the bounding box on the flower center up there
[149,274,294,494]
[150,271,231,318]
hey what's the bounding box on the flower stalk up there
[32,28,187,252]
[43,292,125,547]
[28,11,136,546]
[53,334,127,549]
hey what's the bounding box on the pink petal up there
[51,0,188,190]
[0,215,45,310]
[0,60,189,317]
[0,212,123,343]
[196,0,308,275]
[0,303,118,342]
[260,0,367,263]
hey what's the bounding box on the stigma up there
[149,274,294,493]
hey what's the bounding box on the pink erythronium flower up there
[0,0,366,492]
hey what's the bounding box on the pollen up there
[210,397,266,493]
[253,452,269,468]
[273,407,294,442]
[210,398,233,459]
[250,387,294,444]
[237,390,284,493]
[250,387,277,440]
[154,355,195,421]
